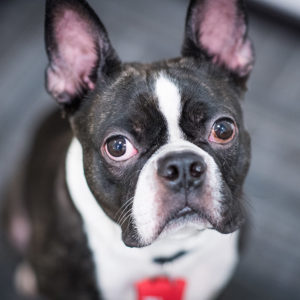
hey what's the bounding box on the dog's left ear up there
[182,0,254,79]
[45,0,120,108]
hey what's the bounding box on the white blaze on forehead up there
[155,74,183,141]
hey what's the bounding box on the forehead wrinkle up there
[108,66,147,95]
[173,70,216,98]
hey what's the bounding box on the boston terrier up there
[3,0,254,299]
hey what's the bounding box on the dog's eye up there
[104,135,137,161]
[209,119,236,144]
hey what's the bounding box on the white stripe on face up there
[132,73,223,245]
[155,74,183,141]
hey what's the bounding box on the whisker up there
[114,197,133,217]
[114,197,134,221]
[119,208,134,228]
[118,208,132,225]
[118,205,134,225]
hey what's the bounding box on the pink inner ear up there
[194,0,253,76]
[47,9,98,101]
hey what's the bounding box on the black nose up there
[157,151,206,191]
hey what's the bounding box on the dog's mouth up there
[175,206,194,218]
[123,203,243,247]
[155,206,212,241]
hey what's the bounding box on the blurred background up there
[0,0,299,299]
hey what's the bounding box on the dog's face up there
[45,0,253,247]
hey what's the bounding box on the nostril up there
[164,165,179,181]
[190,161,205,178]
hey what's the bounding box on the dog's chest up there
[66,139,239,300]
[87,228,239,300]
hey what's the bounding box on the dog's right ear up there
[45,0,120,108]
[182,0,254,79]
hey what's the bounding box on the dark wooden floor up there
[0,0,299,299]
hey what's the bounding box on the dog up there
[3,0,254,299]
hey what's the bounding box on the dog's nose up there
[157,151,206,191]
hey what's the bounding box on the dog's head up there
[45,0,253,247]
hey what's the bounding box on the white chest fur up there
[66,139,239,300]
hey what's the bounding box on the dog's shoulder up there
[2,109,101,299]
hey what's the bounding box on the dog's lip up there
[175,206,194,218]
[155,207,209,239]
[170,207,203,225]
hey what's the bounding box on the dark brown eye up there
[209,119,236,144]
[104,135,137,161]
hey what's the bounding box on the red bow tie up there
[136,277,186,300]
